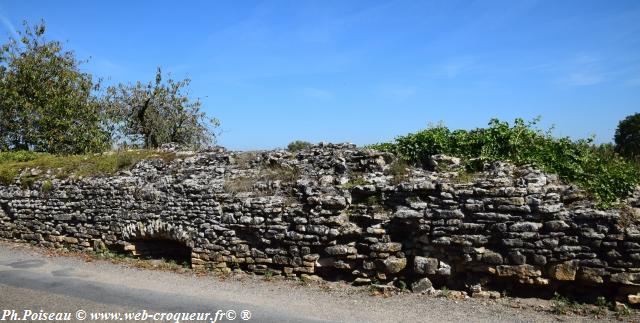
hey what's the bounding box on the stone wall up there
[1,144,640,302]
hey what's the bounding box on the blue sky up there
[1,1,639,150]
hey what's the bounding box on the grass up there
[549,293,628,318]
[223,176,255,194]
[619,204,640,227]
[397,280,407,292]
[41,179,53,193]
[341,175,370,189]
[232,151,259,168]
[387,159,409,185]
[0,150,176,186]
[551,293,584,315]
[262,164,300,183]
[451,170,479,184]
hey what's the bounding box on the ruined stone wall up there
[1,144,640,302]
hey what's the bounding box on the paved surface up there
[0,242,619,322]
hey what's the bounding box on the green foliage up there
[341,176,369,189]
[371,118,640,207]
[0,21,111,154]
[397,280,407,292]
[115,151,136,170]
[0,151,40,163]
[615,113,640,158]
[41,179,53,193]
[287,140,313,152]
[264,269,274,281]
[550,293,589,315]
[104,67,219,150]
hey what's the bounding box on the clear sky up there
[1,1,639,150]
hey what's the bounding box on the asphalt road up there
[0,242,615,323]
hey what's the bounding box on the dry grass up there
[619,204,640,228]
[0,150,176,187]
[223,164,300,195]
[387,159,409,185]
[223,176,255,194]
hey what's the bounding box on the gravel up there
[0,241,629,323]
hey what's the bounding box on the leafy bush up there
[287,140,313,152]
[369,118,640,207]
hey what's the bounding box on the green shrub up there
[287,140,312,152]
[370,118,640,208]
[41,180,53,193]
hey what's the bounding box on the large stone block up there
[548,261,577,281]
[414,256,438,275]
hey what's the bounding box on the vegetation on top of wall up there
[368,118,640,208]
[287,140,313,152]
[0,150,176,186]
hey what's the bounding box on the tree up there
[104,67,219,149]
[0,21,110,154]
[615,113,640,158]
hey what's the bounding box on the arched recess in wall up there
[120,220,195,267]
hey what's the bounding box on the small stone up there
[509,222,542,232]
[545,220,570,231]
[62,236,79,244]
[548,261,577,281]
[577,267,604,284]
[380,256,407,274]
[414,256,439,275]
[496,265,541,278]
[478,251,501,265]
[437,262,452,276]
[411,277,434,293]
[393,208,423,219]
[353,278,372,286]
[370,242,402,253]
[626,293,640,305]
[610,272,640,286]
[472,291,492,299]
[325,245,357,256]
[615,301,629,313]
[300,274,323,283]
